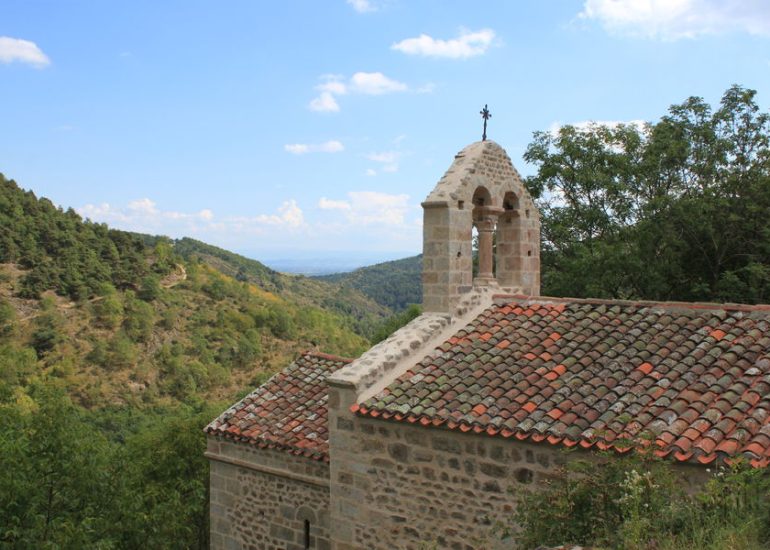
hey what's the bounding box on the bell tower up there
[421,140,540,314]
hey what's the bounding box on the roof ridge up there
[302,350,356,364]
[491,293,770,314]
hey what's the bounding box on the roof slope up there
[205,351,352,461]
[355,296,770,467]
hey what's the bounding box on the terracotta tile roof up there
[205,351,352,462]
[355,296,770,467]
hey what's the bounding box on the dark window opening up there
[304,519,310,549]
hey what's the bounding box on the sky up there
[2,0,770,268]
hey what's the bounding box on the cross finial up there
[480,104,491,141]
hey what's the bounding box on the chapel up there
[205,139,770,550]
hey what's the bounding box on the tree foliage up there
[0,385,214,549]
[512,450,770,549]
[526,85,770,303]
[0,175,176,300]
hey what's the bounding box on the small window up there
[304,519,310,549]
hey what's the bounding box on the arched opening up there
[503,191,519,213]
[471,186,501,283]
[472,186,492,208]
[295,506,316,549]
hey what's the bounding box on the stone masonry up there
[421,140,540,314]
[207,437,331,550]
[329,402,568,549]
[327,287,530,549]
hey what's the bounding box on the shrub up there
[511,449,770,550]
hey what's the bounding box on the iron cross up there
[480,104,491,141]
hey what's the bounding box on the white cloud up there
[318,197,352,210]
[317,80,348,95]
[392,28,496,59]
[365,168,377,176]
[416,83,436,94]
[0,36,50,67]
[284,140,344,154]
[254,200,305,228]
[365,151,398,163]
[320,191,412,226]
[309,91,340,112]
[579,0,770,40]
[347,0,377,13]
[127,198,159,215]
[366,150,401,173]
[79,199,216,228]
[346,191,411,225]
[308,72,407,112]
[349,72,407,95]
[78,198,307,238]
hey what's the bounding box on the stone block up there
[432,435,462,454]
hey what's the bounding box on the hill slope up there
[167,237,391,337]
[316,254,422,311]
[0,174,378,409]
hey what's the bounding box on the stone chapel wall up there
[328,392,565,550]
[328,384,710,550]
[207,437,331,550]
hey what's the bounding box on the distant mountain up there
[161,238,391,335]
[316,254,422,312]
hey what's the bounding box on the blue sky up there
[2,0,769,266]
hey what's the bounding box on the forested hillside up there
[0,176,175,301]
[316,254,422,311]
[0,176,384,548]
[167,237,390,337]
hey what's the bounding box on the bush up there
[511,449,770,550]
[122,293,155,342]
[92,287,124,329]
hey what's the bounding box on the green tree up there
[114,406,213,549]
[139,274,162,302]
[0,386,114,548]
[525,85,770,303]
[93,284,124,329]
[122,292,155,342]
[0,298,16,341]
[30,298,64,358]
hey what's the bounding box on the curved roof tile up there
[205,351,352,462]
[356,297,770,467]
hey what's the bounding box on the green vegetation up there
[0,385,215,549]
[165,237,391,338]
[316,254,422,311]
[527,85,770,304]
[0,175,175,301]
[511,450,770,549]
[0,176,381,546]
[371,304,422,344]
